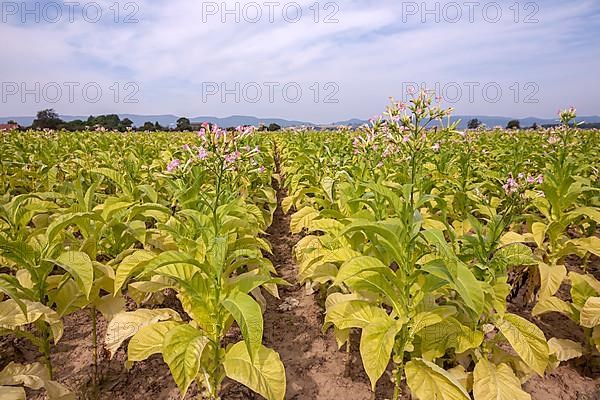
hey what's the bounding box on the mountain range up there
[2,114,600,130]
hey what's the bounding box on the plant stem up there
[37,321,53,379]
[393,362,404,400]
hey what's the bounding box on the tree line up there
[8,109,283,132]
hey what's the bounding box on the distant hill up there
[2,114,600,129]
[332,115,600,129]
[0,114,314,128]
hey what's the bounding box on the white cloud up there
[1,0,599,121]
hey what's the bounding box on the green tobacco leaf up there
[537,263,566,300]
[493,244,535,270]
[473,359,531,400]
[128,321,181,362]
[0,386,25,400]
[359,316,403,390]
[224,342,286,400]
[581,297,600,328]
[325,300,389,330]
[113,250,156,294]
[411,306,457,336]
[54,279,87,317]
[405,358,470,400]
[105,308,181,357]
[531,222,546,248]
[422,259,484,317]
[495,313,549,376]
[53,251,94,299]
[0,300,63,343]
[569,272,600,308]
[222,291,264,359]
[548,338,583,362]
[162,325,210,398]
[290,207,319,234]
[532,296,576,320]
[46,212,103,245]
[0,362,48,389]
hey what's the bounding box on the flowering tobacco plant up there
[105,124,286,400]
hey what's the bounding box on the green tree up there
[176,117,191,131]
[32,109,63,129]
[506,120,521,130]
[268,123,281,132]
[467,118,481,129]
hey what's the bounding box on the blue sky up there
[1,0,599,123]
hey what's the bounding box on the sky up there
[1,0,599,123]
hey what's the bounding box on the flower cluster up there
[502,173,544,196]
[166,123,266,174]
[559,107,577,126]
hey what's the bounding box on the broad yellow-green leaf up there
[495,313,549,376]
[500,231,528,246]
[532,296,576,319]
[0,300,63,342]
[359,316,403,390]
[105,308,180,357]
[224,342,286,400]
[94,294,126,321]
[447,365,470,391]
[290,207,319,234]
[128,321,181,362]
[569,273,600,308]
[405,358,470,400]
[54,279,87,317]
[473,359,530,400]
[0,386,25,400]
[54,251,94,299]
[162,324,210,398]
[422,259,484,317]
[44,380,75,400]
[325,300,389,330]
[548,338,583,361]
[0,362,47,390]
[531,222,546,248]
[493,244,535,270]
[567,237,600,258]
[222,291,264,359]
[411,306,456,335]
[537,263,566,299]
[113,250,155,294]
[581,297,600,328]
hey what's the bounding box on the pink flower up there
[548,136,559,145]
[536,174,544,184]
[183,144,190,151]
[198,147,209,160]
[166,159,181,172]
[259,166,266,174]
[402,135,410,143]
[503,174,519,195]
[197,128,206,138]
[432,143,440,152]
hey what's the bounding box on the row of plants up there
[0,126,287,399]
[277,92,600,399]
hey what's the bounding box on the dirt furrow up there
[260,148,384,400]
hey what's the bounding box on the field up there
[1,94,600,400]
